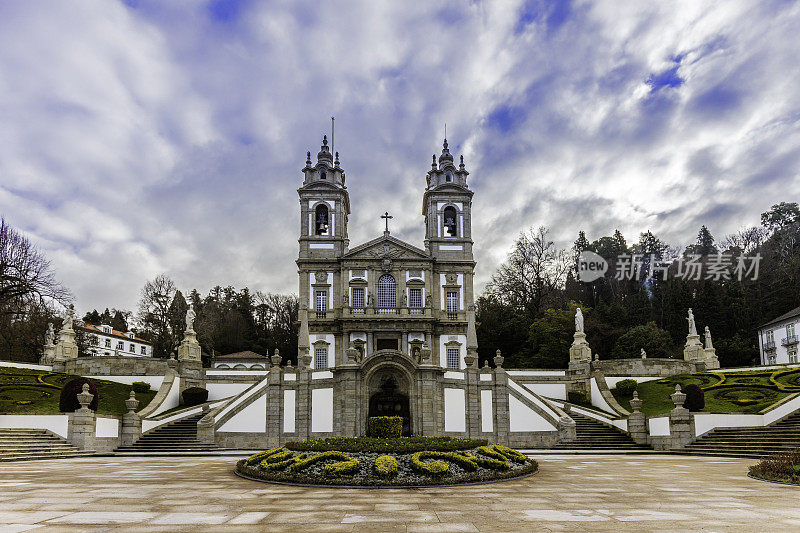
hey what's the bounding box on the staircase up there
[0,428,95,462]
[115,413,223,455]
[679,411,800,458]
[553,412,650,452]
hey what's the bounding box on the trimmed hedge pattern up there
[286,436,488,453]
[236,439,536,487]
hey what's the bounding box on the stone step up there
[0,450,96,462]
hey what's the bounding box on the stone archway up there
[363,357,415,437]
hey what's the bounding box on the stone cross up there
[381,211,393,235]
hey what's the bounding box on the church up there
[297,135,476,371]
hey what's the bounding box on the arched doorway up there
[368,374,411,436]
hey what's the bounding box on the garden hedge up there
[58,378,99,412]
[368,416,402,438]
[181,387,208,406]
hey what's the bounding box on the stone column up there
[627,391,648,445]
[491,350,510,444]
[120,391,141,446]
[67,384,96,451]
[668,385,695,449]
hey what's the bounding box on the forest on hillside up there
[2,202,798,369]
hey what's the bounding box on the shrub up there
[131,381,151,394]
[368,416,402,438]
[411,451,478,477]
[683,384,705,411]
[181,387,208,406]
[373,455,398,478]
[493,444,527,464]
[286,436,487,453]
[324,457,360,477]
[749,449,800,484]
[245,447,283,466]
[58,378,99,412]
[567,391,587,405]
[465,450,509,470]
[288,450,354,473]
[615,379,638,397]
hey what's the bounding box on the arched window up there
[445,171,453,182]
[377,274,396,309]
[443,206,457,237]
[233,364,247,370]
[315,204,329,235]
[320,170,327,180]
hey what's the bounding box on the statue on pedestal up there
[687,309,697,336]
[185,304,196,332]
[575,308,584,333]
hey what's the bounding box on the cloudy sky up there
[1,0,799,313]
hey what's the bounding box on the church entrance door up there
[368,376,411,436]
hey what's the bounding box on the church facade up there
[297,135,476,371]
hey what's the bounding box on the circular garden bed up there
[748,449,800,485]
[235,436,537,487]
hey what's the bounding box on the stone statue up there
[400,292,407,307]
[704,326,714,350]
[640,348,647,359]
[425,294,432,308]
[367,293,375,307]
[687,308,697,336]
[45,322,54,346]
[575,308,584,333]
[185,304,196,331]
[63,304,74,331]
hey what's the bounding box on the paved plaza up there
[0,454,798,532]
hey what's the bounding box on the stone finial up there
[125,391,139,413]
[671,384,686,409]
[334,151,340,166]
[432,154,437,169]
[594,353,600,362]
[271,349,282,368]
[459,154,465,169]
[493,349,504,368]
[77,383,94,410]
[306,151,311,165]
[629,390,642,413]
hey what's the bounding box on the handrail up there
[136,369,178,418]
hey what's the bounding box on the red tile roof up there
[214,350,266,360]
[78,324,152,345]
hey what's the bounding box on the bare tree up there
[0,218,70,317]
[485,226,570,319]
[721,227,768,255]
[136,274,177,357]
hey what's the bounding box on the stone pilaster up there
[668,385,695,449]
[67,384,95,451]
[627,391,648,445]
[294,367,312,441]
[120,391,141,446]
[265,353,284,445]
[491,350,510,444]
[334,356,361,438]
[557,411,577,442]
[197,405,215,444]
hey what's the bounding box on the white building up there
[79,324,152,358]
[758,306,800,365]
[212,351,268,370]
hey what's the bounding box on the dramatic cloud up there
[1,0,799,313]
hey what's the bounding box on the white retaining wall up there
[0,414,69,438]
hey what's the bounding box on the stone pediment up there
[344,235,430,261]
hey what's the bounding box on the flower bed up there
[236,437,537,487]
[748,449,800,485]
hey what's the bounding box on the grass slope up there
[611,367,800,416]
[0,366,157,416]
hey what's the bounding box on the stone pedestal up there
[569,332,592,364]
[491,351,510,444]
[120,391,141,446]
[683,334,704,362]
[67,384,96,451]
[177,329,202,363]
[197,406,216,444]
[668,385,695,449]
[627,391,648,445]
[557,415,577,442]
[703,347,720,370]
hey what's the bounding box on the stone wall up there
[592,358,696,377]
[64,357,170,376]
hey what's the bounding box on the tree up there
[0,219,70,362]
[526,302,584,368]
[761,202,800,232]
[686,225,717,256]
[485,227,569,320]
[167,290,188,354]
[136,274,177,358]
[0,218,70,318]
[611,322,675,359]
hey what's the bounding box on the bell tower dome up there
[298,135,350,259]
[422,139,474,261]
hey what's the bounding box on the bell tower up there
[422,139,474,260]
[298,135,350,259]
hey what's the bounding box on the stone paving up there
[0,454,798,531]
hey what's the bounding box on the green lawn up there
[0,366,157,416]
[611,367,800,416]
